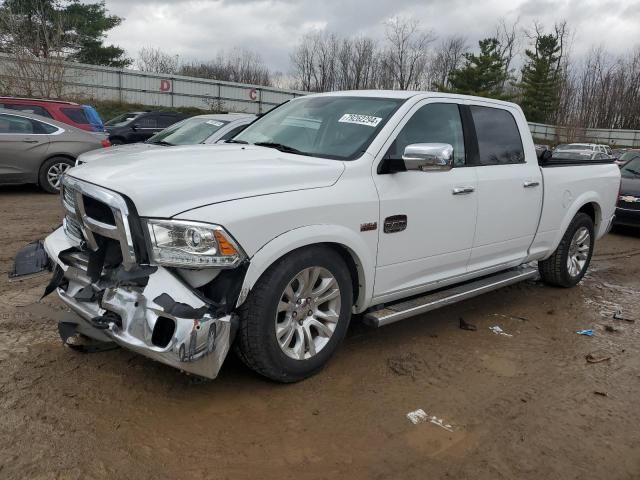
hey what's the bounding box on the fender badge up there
[360,222,377,232]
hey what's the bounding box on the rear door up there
[132,113,161,142]
[0,113,52,184]
[372,100,479,300]
[464,103,543,272]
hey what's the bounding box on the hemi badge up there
[360,222,378,232]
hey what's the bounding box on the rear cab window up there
[469,105,524,165]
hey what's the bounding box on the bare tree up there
[382,17,435,90]
[429,35,468,90]
[136,47,180,74]
[494,18,521,89]
[0,0,69,98]
[181,49,271,86]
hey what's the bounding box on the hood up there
[68,144,345,217]
[77,143,161,163]
[620,175,640,196]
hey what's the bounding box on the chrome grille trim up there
[61,176,137,268]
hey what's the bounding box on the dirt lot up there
[1,186,639,480]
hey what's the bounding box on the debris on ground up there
[406,409,454,432]
[586,353,611,364]
[459,317,477,331]
[576,329,594,336]
[613,309,635,323]
[489,325,513,337]
[604,325,619,333]
[594,391,608,397]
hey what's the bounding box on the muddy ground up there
[0,186,639,480]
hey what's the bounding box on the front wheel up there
[39,157,74,193]
[539,212,595,287]
[235,246,353,383]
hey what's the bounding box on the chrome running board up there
[364,266,539,327]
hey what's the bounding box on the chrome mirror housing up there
[402,143,454,172]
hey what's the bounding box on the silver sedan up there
[0,109,109,193]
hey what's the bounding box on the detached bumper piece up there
[44,227,234,379]
[9,240,52,279]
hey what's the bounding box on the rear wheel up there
[39,157,74,193]
[235,246,353,383]
[539,212,595,287]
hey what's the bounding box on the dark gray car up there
[0,109,109,193]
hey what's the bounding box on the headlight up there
[145,219,245,268]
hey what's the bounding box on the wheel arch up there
[236,225,375,314]
[549,196,603,256]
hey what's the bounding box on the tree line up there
[1,1,639,131]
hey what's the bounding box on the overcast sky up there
[103,0,640,73]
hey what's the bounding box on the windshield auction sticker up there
[338,113,382,127]
[206,120,225,127]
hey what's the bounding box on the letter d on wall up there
[160,79,172,92]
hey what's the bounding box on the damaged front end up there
[19,175,247,379]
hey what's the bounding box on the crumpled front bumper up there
[44,227,233,379]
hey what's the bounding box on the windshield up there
[146,116,230,145]
[621,158,640,177]
[234,96,403,160]
[105,112,142,127]
[620,151,640,162]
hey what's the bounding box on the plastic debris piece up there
[613,309,635,323]
[459,317,477,331]
[406,409,454,432]
[576,329,594,336]
[489,325,513,337]
[585,353,611,364]
[593,391,608,397]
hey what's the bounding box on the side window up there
[61,107,89,124]
[0,114,56,134]
[158,115,180,128]
[4,104,53,118]
[386,103,466,167]
[470,106,524,165]
[219,124,248,142]
[137,115,158,128]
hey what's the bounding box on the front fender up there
[237,224,375,313]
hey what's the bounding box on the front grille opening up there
[152,316,176,348]
[83,195,116,225]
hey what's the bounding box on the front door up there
[372,101,478,301]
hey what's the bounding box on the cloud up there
[101,0,640,72]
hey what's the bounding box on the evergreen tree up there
[519,34,562,123]
[448,38,509,99]
[0,0,130,67]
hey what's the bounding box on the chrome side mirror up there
[402,143,454,172]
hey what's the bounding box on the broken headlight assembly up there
[144,219,245,268]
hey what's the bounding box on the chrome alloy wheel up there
[567,226,591,277]
[47,162,71,190]
[275,266,342,360]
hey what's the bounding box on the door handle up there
[22,139,39,144]
[452,186,475,195]
[523,181,540,188]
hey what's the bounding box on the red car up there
[0,97,105,133]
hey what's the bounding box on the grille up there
[62,184,84,242]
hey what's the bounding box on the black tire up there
[235,246,353,383]
[539,212,595,288]
[38,157,74,193]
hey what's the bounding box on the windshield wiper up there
[624,168,640,176]
[146,140,174,146]
[226,139,248,144]
[253,142,310,155]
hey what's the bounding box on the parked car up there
[615,149,640,167]
[0,97,105,133]
[14,91,620,382]
[0,109,110,193]
[555,143,612,156]
[614,156,640,228]
[104,111,189,145]
[76,113,254,165]
[551,150,613,162]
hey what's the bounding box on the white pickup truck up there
[17,91,620,382]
